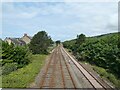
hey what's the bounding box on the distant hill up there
[91,32,118,38]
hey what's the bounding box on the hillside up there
[63,32,120,87]
[64,32,118,45]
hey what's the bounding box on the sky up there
[1,1,118,41]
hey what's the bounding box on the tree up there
[56,40,61,46]
[76,34,86,45]
[29,31,53,54]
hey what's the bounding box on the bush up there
[11,46,31,66]
[93,66,108,77]
[2,42,32,68]
[2,63,17,75]
[2,59,13,66]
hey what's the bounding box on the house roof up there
[22,33,32,39]
[17,39,26,45]
[5,34,32,45]
[5,38,26,45]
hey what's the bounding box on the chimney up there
[24,33,27,36]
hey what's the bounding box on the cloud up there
[109,13,118,25]
[2,3,38,19]
[19,12,38,18]
[0,2,2,38]
[2,2,118,41]
[2,0,119,2]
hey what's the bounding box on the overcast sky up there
[1,1,118,41]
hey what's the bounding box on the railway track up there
[59,47,65,88]
[59,46,76,88]
[39,46,57,88]
[39,45,113,89]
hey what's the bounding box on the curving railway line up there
[38,45,113,89]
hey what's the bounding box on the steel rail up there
[39,47,57,88]
[49,47,58,88]
[58,46,66,88]
[60,47,76,89]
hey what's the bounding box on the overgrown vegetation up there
[92,66,120,87]
[1,31,54,88]
[1,31,53,75]
[1,41,32,75]
[2,54,46,88]
[29,31,53,54]
[63,32,120,87]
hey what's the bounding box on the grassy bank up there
[2,54,46,88]
[80,61,120,88]
[92,65,120,88]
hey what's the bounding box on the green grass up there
[92,65,120,88]
[2,54,47,88]
[0,67,2,88]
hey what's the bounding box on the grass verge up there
[0,76,1,88]
[2,54,46,88]
[92,65,120,88]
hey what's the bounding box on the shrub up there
[2,63,17,75]
[2,59,13,66]
[2,42,32,68]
